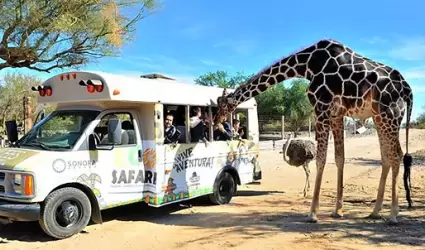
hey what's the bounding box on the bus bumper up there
[0,200,40,222]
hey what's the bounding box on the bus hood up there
[0,147,41,171]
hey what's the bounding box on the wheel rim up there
[54,199,84,228]
[218,178,233,198]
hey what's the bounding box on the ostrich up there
[280,133,317,197]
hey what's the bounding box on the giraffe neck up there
[227,39,342,107]
[229,53,312,106]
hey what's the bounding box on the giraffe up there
[214,39,414,224]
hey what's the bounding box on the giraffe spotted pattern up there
[215,39,414,225]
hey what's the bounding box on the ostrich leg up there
[302,163,311,197]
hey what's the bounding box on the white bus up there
[0,71,262,239]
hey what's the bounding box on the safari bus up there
[0,71,262,239]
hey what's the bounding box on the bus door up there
[89,110,144,206]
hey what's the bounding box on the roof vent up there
[140,73,175,80]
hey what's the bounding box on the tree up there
[254,83,286,115]
[194,70,253,88]
[0,0,159,73]
[0,72,41,128]
[416,107,425,129]
[282,79,313,135]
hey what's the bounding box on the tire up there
[39,187,92,239]
[209,171,235,205]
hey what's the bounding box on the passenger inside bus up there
[164,113,181,144]
[189,106,208,144]
[162,104,248,143]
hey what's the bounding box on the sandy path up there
[1,129,425,250]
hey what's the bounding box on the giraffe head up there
[214,88,237,125]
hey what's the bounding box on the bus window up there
[188,105,210,143]
[163,105,187,143]
[233,109,248,140]
[95,112,136,146]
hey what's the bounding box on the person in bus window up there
[231,119,241,139]
[189,106,208,145]
[164,113,181,144]
[213,122,232,141]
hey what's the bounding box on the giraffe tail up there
[403,89,413,209]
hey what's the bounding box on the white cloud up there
[403,66,425,80]
[361,36,388,45]
[200,60,233,69]
[178,21,216,40]
[112,54,198,74]
[213,39,257,55]
[389,38,425,61]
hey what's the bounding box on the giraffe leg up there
[302,163,311,198]
[307,120,330,223]
[387,135,403,224]
[330,117,345,219]
[366,125,390,220]
[368,120,403,224]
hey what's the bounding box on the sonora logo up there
[52,158,66,173]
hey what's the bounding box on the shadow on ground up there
[1,191,425,247]
[347,157,382,167]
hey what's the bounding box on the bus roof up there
[35,71,257,109]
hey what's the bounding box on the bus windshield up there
[18,110,100,151]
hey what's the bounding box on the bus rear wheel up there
[39,187,92,239]
[209,172,235,205]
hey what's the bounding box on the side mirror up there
[5,120,18,143]
[107,115,122,145]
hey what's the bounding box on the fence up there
[258,114,377,142]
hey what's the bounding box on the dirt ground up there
[1,129,425,250]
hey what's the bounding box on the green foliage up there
[281,79,313,133]
[415,108,425,129]
[41,113,80,137]
[194,70,253,88]
[0,72,41,128]
[255,78,313,134]
[0,0,160,72]
[255,83,286,115]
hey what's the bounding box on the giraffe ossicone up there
[216,39,414,224]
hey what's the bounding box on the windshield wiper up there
[21,141,71,150]
[21,141,52,150]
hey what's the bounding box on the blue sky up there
[1,0,425,120]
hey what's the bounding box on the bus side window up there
[95,112,136,146]
[233,109,248,140]
[163,105,187,143]
[210,106,232,142]
[188,105,210,143]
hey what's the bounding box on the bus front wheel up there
[39,187,92,239]
[209,172,235,205]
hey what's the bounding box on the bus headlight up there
[6,173,35,196]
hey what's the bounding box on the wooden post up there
[353,118,356,134]
[208,106,213,142]
[185,105,191,143]
[23,96,33,134]
[281,116,285,139]
[308,116,312,138]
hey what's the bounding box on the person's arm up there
[218,123,231,140]
[222,130,232,140]
[171,128,181,143]
[164,135,172,144]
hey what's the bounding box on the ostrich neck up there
[283,135,292,163]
